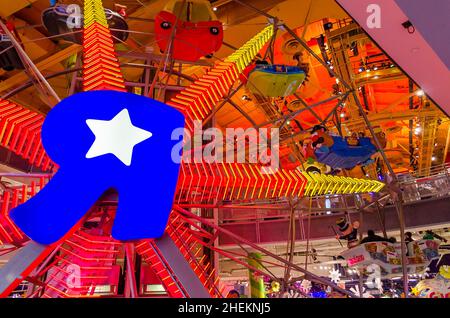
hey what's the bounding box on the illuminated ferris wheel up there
[0,0,432,299]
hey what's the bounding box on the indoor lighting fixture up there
[340,113,345,118]
[213,7,218,11]
[432,156,436,161]
[414,127,422,134]
[373,76,379,79]
[373,66,378,71]
[416,90,425,96]
[358,67,364,73]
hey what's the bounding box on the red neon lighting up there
[167,62,240,132]
[82,22,126,92]
[175,163,307,203]
[0,99,52,171]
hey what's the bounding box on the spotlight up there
[414,127,422,134]
[324,22,333,31]
[213,7,218,11]
[390,64,395,68]
[373,76,379,79]
[373,66,378,71]
[416,90,425,96]
[401,20,415,34]
[432,156,436,161]
[340,113,345,118]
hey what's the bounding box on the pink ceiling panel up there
[336,0,450,116]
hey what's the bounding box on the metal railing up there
[399,163,450,203]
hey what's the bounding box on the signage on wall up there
[10,90,185,244]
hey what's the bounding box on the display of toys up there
[340,240,441,277]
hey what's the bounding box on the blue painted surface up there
[10,90,185,244]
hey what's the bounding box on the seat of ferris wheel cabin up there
[154,0,223,62]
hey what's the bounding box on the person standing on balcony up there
[405,232,414,244]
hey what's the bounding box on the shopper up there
[405,232,414,244]
[226,290,240,298]
[405,232,415,256]
[388,237,397,243]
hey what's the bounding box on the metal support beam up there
[0,42,80,95]
[174,206,359,298]
[0,21,64,104]
[124,243,138,298]
[258,94,343,128]
[153,233,211,298]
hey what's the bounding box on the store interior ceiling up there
[0,0,449,281]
